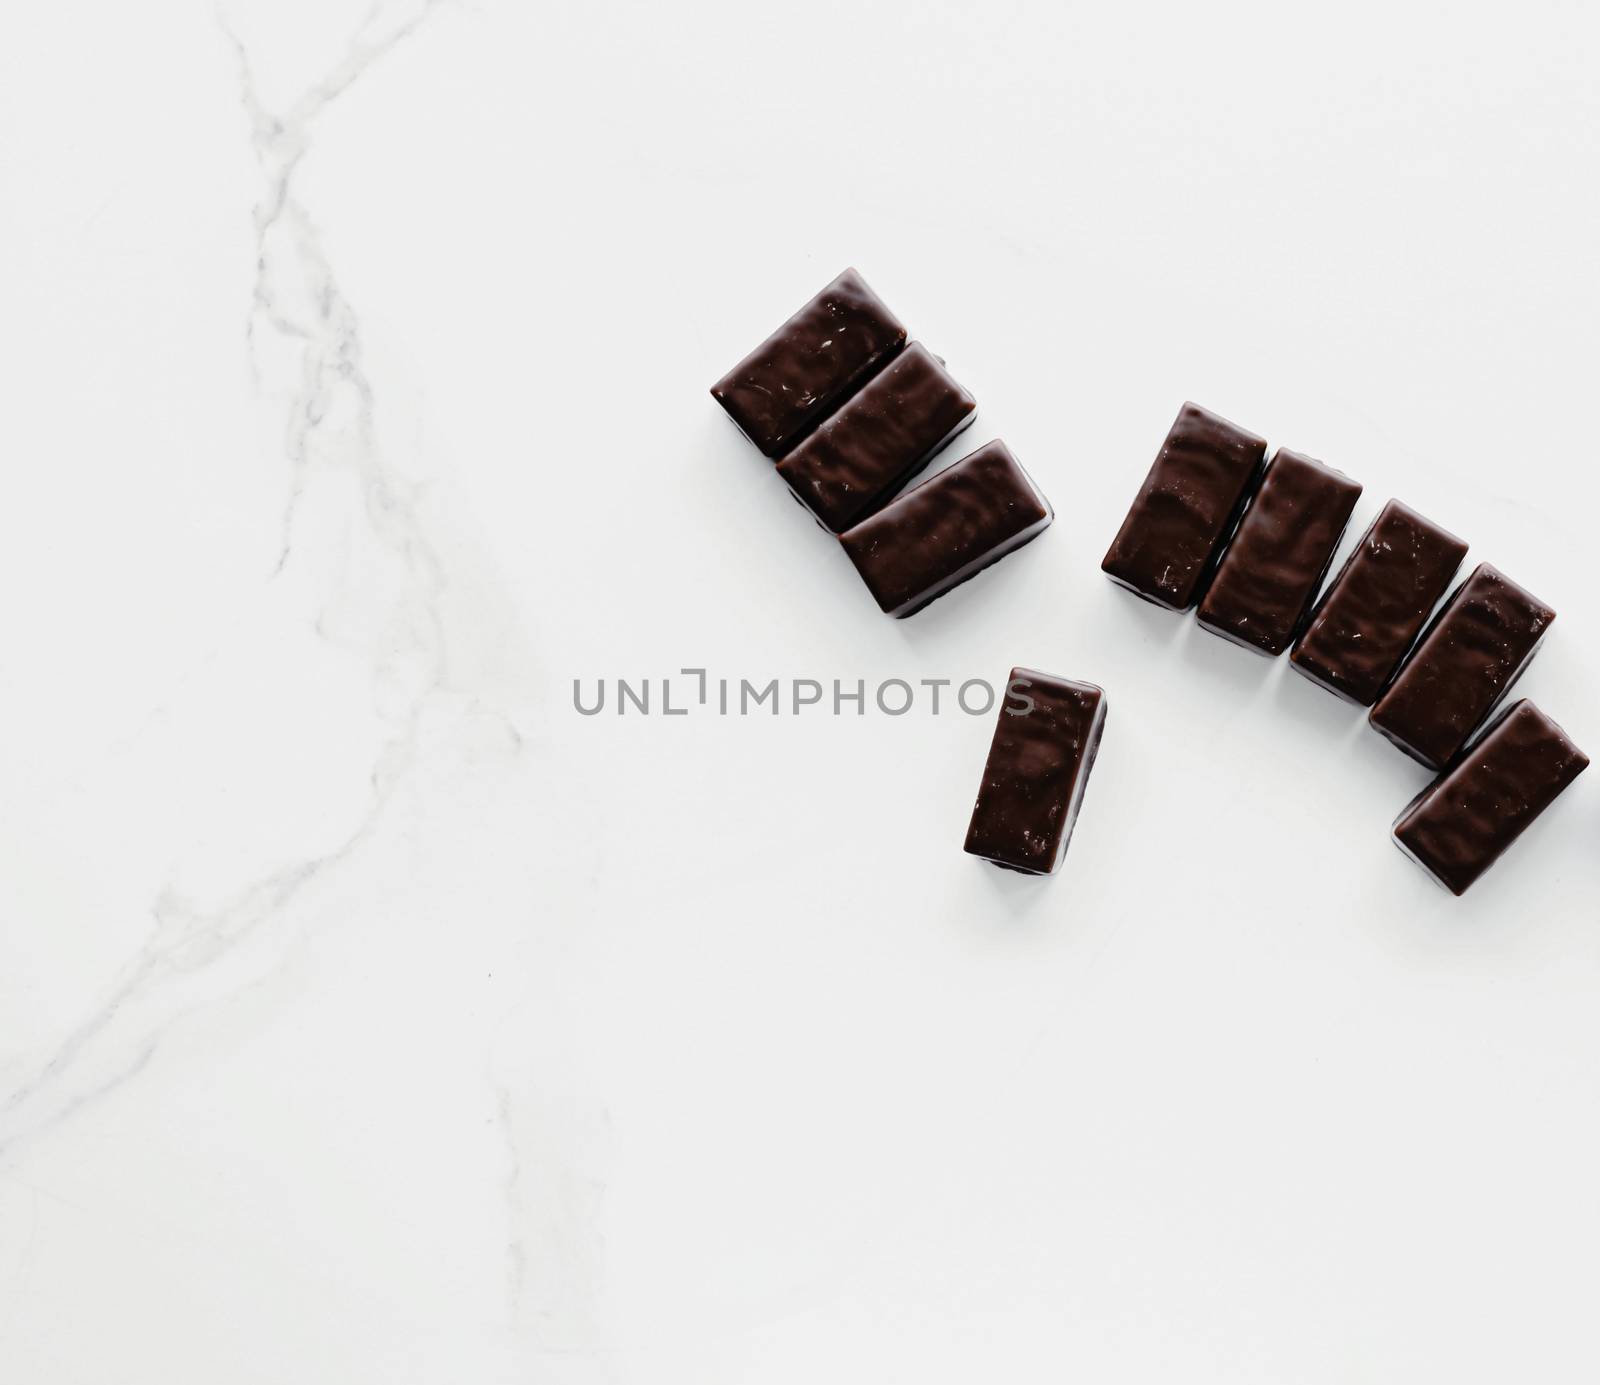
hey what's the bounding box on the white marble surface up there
[2,2,1599,1379]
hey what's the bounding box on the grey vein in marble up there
[0,0,454,1159]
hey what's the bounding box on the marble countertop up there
[3,2,1598,1380]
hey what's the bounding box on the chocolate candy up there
[1392,700,1588,895]
[709,268,906,459]
[1369,564,1556,769]
[1195,449,1362,655]
[1101,402,1268,610]
[1289,500,1468,705]
[840,440,1052,617]
[775,342,976,532]
[964,670,1107,875]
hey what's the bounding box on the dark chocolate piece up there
[775,343,976,532]
[964,670,1107,875]
[1392,700,1587,895]
[1101,402,1268,610]
[1195,449,1362,655]
[1289,500,1467,705]
[840,440,1052,618]
[1370,564,1556,769]
[710,268,906,459]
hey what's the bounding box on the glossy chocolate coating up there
[1392,700,1588,895]
[1101,402,1268,610]
[775,342,977,532]
[710,268,906,459]
[1289,500,1467,705]
[1370,564,1555,769]
[964,670,1107,875]
[1195,449,1362,655]
[840,440,1052,618]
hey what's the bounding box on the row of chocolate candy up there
[1103,403,1587,895]
[712,269,1052,617]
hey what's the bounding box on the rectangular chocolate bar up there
[1370,564,1555,769]
[710,268,906,459]
[1392,700,1587,895]
[1195,448,1362,655]
[840,440,1052,618]
[775,342,976,532]
[1289,500,1468,705]
[964,670,1107,875]
[1101,402,1268,610]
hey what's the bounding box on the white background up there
[2,1,1598,1380]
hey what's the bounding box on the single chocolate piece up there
[1101,402,1268,610]
[964,670,1107,875]
[775,343,976,532]
[710,268,907,458]
[1289,500,1468,705]
[840,440,1052,617]
[1370,564,1556,769]
[1392,700,1587,895]
[1195,449,1362,655]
